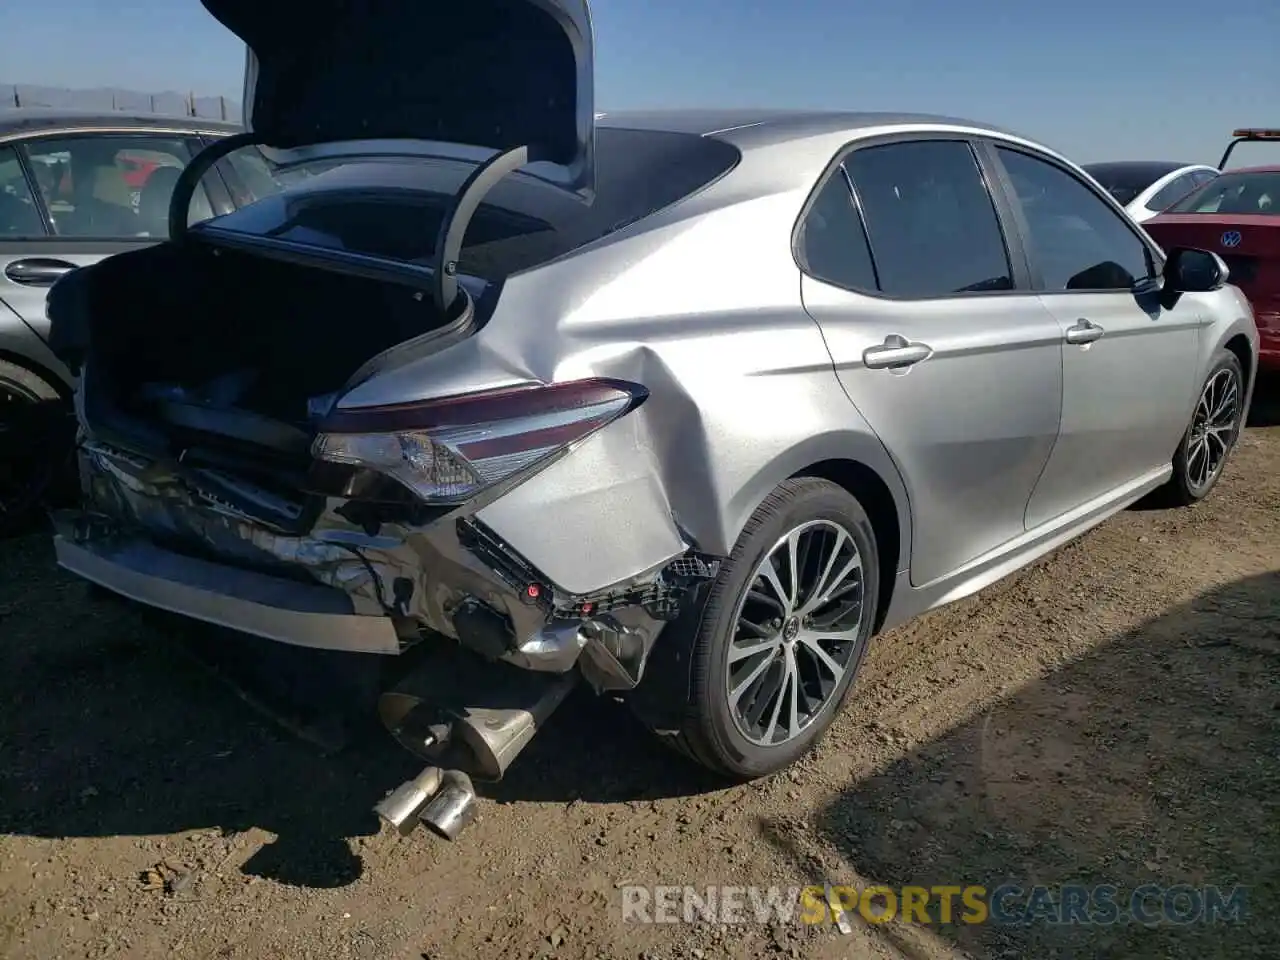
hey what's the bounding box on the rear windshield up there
[199,127,741,279]
[1166,170,1280,215]
[1082,163,1173,206]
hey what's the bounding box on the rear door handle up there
[863,334,932,370]
[1064,318,1105,345]
[4,258,76,286]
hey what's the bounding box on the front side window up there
[996,147,1154,291]
[21,135,214,239]
[0,146,45,238]
[844,140,1013,297]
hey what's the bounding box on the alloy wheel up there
[725,519,865,747]
[1185,367,1241,495]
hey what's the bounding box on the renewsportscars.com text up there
[620,883,1248,926]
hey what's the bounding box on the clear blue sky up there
[2,0,1277,166]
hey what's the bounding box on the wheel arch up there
[1222,332,1254,394]
[715,430,912,624]
[788,458,903,634]
[0,348,72,401]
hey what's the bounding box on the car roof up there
[0,104,1047,161]
[1081,160,1203,178]
[589,108,1097,200]
[0,106,241,140]
[596,107,1026,145]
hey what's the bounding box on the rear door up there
[986,143,1202,528]
[0,131,225,355]
[799,135,1064,586]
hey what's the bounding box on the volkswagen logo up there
[1221,230,1242,248]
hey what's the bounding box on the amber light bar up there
[1219,128,1280,168]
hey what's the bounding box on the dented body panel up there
[62,427,715,691]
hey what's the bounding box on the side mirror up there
[1163,246,1230,293]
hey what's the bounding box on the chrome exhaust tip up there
[373,766,444,836]
[417,769,478,841]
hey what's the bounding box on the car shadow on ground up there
[758,570,1280,959]
[0,536,712,890]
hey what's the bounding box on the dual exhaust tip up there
[371,648,579,842]
[373,765,478,841]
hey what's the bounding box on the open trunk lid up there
[203,0,596,198]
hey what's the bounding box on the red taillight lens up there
[312,378,646,504]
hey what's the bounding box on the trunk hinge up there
[431,144,545,314]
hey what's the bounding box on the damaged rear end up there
[52,307,715,831]
[43,0,728,838]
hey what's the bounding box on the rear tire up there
[0,358,71,537]
[633,478,879,780]
[1158,351,1244,507]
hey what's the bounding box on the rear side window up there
[1147,173,1198,211]
[843,140,1014,297]
[797,168,877,291]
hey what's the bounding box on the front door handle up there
[4,258,76,287]
[1064,318,1105,345]
[863,334,932,370]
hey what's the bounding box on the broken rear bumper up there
[53,517,405,655]
[58,436,720,689]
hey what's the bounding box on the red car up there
[117,154,163,189]
[1144,128,1280,371]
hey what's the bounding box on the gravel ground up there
[1,384,1277,960]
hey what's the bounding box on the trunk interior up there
[51,238,461,535]
[63,238,458,458]
[95,239,450,419]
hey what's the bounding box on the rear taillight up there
[312,379,647,504]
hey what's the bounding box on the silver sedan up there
[44,0,1258,838]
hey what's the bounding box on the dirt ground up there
[2,385,1278,960]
